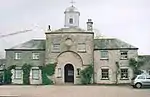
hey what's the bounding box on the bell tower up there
[64,1,80,27]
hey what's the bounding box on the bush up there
[80,65,94,85]
[22,64,31,85]
[39,63,56,85]
[4,65,16,84]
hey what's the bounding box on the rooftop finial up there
[70,0,75,6]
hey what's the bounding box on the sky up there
[0,0,150,58]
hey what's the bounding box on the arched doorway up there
[64,64,74,83]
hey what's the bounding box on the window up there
[52,44,60,52]
[69,18,73,24]
[32,69,39,80]
[101,69,109,80]
[120,51,128,59]
[32,53,40,60]
[15,52,21,60]
[138,76,145,79]
[77,43,86,52]
[149,70,150,75]
[77,68,81,76]
[14,69,22,79]
[120,69,128,79]
[101,51,108,59]
[57,68,61,77]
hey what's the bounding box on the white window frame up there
[14,52,21,60]
[120,69,128,79]
[14,69,22,79]
[120,51,128,60]
[32,69,39,80]
[100,50,108,59]
[32,52,40,60]
[101,69,109,80]
[77,43,86,53]
[57,68,61,78]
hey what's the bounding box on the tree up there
[115,62,120,84]
[129,58,144,76]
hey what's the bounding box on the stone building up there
[3,5,139,84]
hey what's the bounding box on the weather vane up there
[70,0,76,6]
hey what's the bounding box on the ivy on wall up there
[4,65,16,84]
[80,64,94,85]
[39,63,56,85]
[22,64,31,85]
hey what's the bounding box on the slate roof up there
[5,39,45,51]
[53,27,86,32]
[5,37,138,51]
[94,38,138,50]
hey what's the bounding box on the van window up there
[138,76,145,79]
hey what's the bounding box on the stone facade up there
[1,5,141,85]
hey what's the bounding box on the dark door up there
[64,64,74,83]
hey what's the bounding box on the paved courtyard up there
[0,85,150,97]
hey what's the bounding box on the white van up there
[131,74,150,88]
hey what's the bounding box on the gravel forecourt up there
[0,85,150,97]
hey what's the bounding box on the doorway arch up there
[64,64,74,83]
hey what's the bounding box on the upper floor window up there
[77,43,86,53]
[120,69,128,79]
[101,69,109,80]
[51,43,60,52]
[69,18,73,24]
[120,51,128,60]
[100,51,108,59]
[32,53,40,60]
[14,52,21,60]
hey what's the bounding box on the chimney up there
[48,25,51,31]
[86,19,93,31]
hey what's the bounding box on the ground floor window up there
[120,69,128,79]
[101,69,109,80]
[32,69,39,80]
[14,69,22,79]
[77,68,81,76]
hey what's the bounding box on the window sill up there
[14,78,22,80]
[120,78,129,80]
[120,58,128,60]
[101,78,109,80]
[100,58,109,60]
[51,51,60,53]
[78,51,86,53]
[32,59,40,60]
[32,78,39,80]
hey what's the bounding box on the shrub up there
[80,65,94,85]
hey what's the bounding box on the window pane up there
[15,69,22,79]
[77,43,86,52]
[57,68,61,77]
[15,53,21,59]
[101,51,108,59]
[32,69,39,80]
[69,18,73,24]
[120,51,128,59]
[32,53,40,59]
[121,69,128,79]
[52,44,60,52]
[101,69,109,79]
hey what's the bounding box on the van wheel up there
[135,83,142,88]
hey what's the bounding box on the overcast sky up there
[0,0,150,58]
